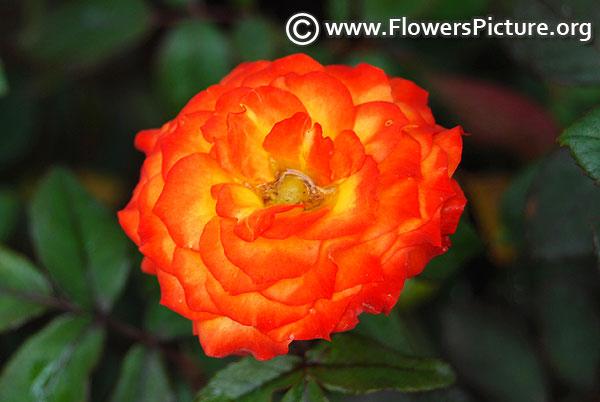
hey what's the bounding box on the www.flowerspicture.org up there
[285,13,594,46]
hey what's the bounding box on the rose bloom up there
[119,54,466,360]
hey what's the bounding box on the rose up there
[118,54,466,360]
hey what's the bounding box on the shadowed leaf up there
[559,105,600,185]
[195,355,302,402]
[307,334,455,394]
[527,149,600,259]
[0,247,52,332]
[442,307,547,402]
[539,281,600,389]
[0,315,104,402]
[501,0,600,84]
[30,168,131,310]
[157,21,232,113]
[19,0,151,70]
[109,345,175,402]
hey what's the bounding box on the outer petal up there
[219,60,270,86]
[171,247,222,315]
[118,181,142,245]
[330,231,396,292]
[194,317,291,360]
[157,267,218,321]
[137,174,176,273]
[389,77,429,105]
[154,153,234,250]
[325,64,393,105]
[433,126,464,176]
[240,54,324,87]
[160,111,212,176]
[134,129,162,155]
[440,180,467,235]
[180,84,235,115]
[266,286,361,342]
[353,101,408,145]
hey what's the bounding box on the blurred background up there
[0,0,599,401]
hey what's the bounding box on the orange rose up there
[118,54,466,360]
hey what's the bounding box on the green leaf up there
[20,0,151,70]
[195,355,302,402]
[280,380,303,402]
[161,0,195,8]
[352,311,415,354]
[0,315,105,402]
[307,334,455,394]
[0,59,8,97]
[174,378,195,402]
[232,17,276,62]
[157,21,232,113]
[144,302,192,340]
[559,105,600,185]
[442,307,547,402]
[280,378,330,402]
[426,0,489,19]
[327,0,351,20]
[30,168,131,310]
[408,387,474,402]
[0,188,20,242]
[0,88,35,169]
[548,85,600,127]
[0,246,52,332]
[362,0,427,20]
[527,149,600,260]
[396,278,438,310]
[502,0,600,83]
[306,379,329,402]
[343,51,400,77]
[499,161,543,249]
[237,372,303,402]
[109,345,175,402]
[593,220,600,267]
[420,221,483,281]
[539,281,600,389]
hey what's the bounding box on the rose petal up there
[160,111,213,176]
[299,157,379,240]
[326,64,393,105]
[220,218,320,283]
[194,316,291,360]
[154,153,234,249]
[157,267,218,320]
[353,101,408,144]
[199,217,273,295]
[271,71,355,138]
[241,54,324,87]
[220,60,270,86]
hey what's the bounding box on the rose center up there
[257,170,328,209]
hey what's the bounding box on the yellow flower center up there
[257,170,330,210]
